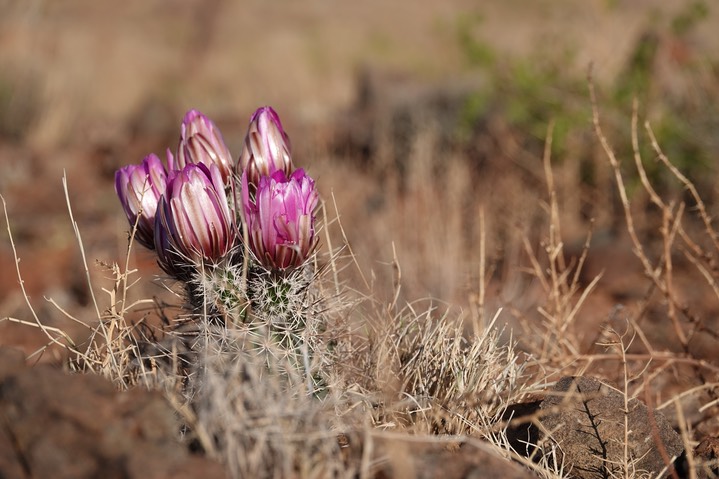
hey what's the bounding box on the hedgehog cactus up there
[114,153,169,250]
[176,109,234,187]
[113,106,326,392]
[154,163,236,279]
[241,168,319,272]
[237,106,294,192]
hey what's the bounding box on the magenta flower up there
[155,163,236,277]
[242,168,319,270]
[176,109,234,187]
[114,153,168,249]
[237,106,293,189]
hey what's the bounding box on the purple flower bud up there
[176,109,234,186]
[237,106,293,188]
[165,147,177,172]
[242,168,319,270]
[155,163,236,277]
[114,153,168,249]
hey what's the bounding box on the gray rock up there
[539,376,683,479]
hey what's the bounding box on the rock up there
[371,435,536,479]
[539,376,683,479]
[0,346,226,479]
[694,436,719,478]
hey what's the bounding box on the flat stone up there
[539,376,683,479]
[0,346,226,479]
[371,435,537,479]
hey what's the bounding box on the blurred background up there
[1,0,719,357]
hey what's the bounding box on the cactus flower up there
[155,163,236,277]
[242,168,318,270]
[114,153,168,249]
[176,109,234,186]
[237,106,293,189]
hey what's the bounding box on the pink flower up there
[176,109,234,187]
[155,163,236,277]
[237,106,293,189]
[242,168,318,270]
[114,153,168,249]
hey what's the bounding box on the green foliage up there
[672,1,708,35]
[455,13,495,69]
[612,31,659,107]
[454,5,717,196]
[501,58,587,151]
[456,39,589,160]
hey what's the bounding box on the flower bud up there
[176,109,234,186]
[237,106,293,189]
[155,163,236,277]
[114,153,168,249]
[242,168,318,270]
